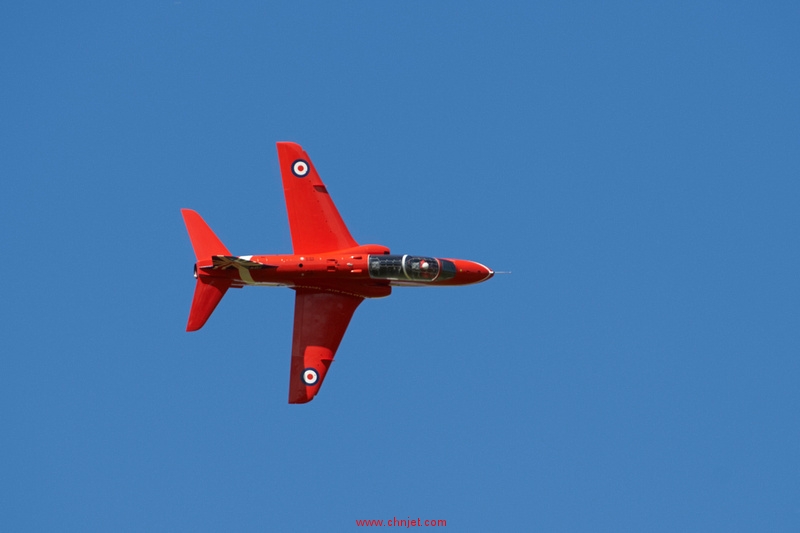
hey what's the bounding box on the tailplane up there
[186,278,230,331]
[181,209,233,331]
[181,208,231,260]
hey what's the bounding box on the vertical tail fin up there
[181,209,232,331]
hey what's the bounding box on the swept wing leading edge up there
[277,142,362,403]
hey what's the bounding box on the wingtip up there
[288,386,316,404]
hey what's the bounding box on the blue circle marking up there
[302,368,319,385]
[292,159,310,177]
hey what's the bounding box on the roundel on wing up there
[291,159,310,177]
[302,368,319,385]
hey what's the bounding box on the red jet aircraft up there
[182,142,493,403]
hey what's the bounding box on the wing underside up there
[288,289,363,404]
[276,142,358,254]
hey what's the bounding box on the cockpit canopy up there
[368,255,456,282]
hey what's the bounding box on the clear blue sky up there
[2,2,799,531]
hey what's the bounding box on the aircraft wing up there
[276,142,358,254]
[288,289,363,404]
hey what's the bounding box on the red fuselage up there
[196,244,493,299]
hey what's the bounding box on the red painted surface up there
[438,259,495,286]
[277,142,358,254]
[182,142,493,403]
[289,290,363,404]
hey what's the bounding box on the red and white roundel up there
[302,368,319,385]
[291,159,310,177]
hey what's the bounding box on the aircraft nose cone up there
[451,259,494,284]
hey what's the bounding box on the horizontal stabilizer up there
[182,209,235,330]
[181,209,231,260]
[186,278,231,332]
